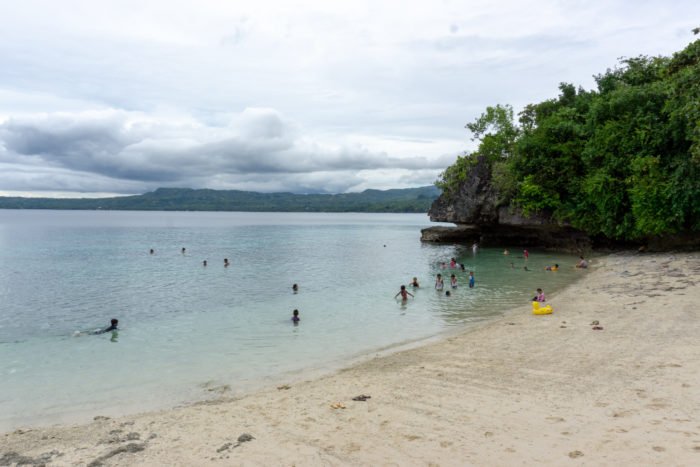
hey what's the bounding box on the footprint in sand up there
[546,417,565,423]
[652,446,666,452]
[568,451,584,458]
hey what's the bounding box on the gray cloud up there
[0,108,449,193]
[0,0,698,196]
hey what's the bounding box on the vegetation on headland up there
[0,186,440,213]
[437,37,700,241]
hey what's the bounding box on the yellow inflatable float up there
[532,301,553,315]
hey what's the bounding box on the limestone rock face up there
[428,156,499,225]
[424,156,590,251]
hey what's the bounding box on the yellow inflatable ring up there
[532,301,553,315]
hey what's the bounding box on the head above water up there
[293,309,299,316]
[111,319,118,326]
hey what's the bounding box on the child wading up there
[395,285,414,301]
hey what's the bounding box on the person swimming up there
[291,309,300,323]
[292,283,299,293]
[181,247,186,254]
[410,277,419,288]
[450,257,457,268]
[149,248,154,255]
[224,258,230,267]
[545,264,559,271]
[394,285,414,301]
[94,319,118,334]
[445,290,451,296]
[203,260,207,266]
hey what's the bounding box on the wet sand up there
[3,252,699,466]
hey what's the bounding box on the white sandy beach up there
[2,251,699,466]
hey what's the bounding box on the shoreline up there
[3,251,699,465]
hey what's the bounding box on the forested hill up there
[0,186,440,213]
[435,36,700,242]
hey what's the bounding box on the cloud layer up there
[0,0,698,196]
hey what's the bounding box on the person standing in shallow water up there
[291,309,300,325]
[468,271,475,288]
[181,247,186,254]
[224,258,230,267]
[394,285,414,301]
[435,274,444,291]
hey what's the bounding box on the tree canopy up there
[437,38,700,241]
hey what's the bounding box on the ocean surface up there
[0,210,583,430]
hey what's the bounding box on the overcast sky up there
[0,0,697,197]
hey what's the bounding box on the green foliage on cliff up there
[437,38,700,240]
[0,186,440,213]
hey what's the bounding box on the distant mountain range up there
[0,186,441,213]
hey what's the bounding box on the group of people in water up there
[394,248,590,308]
[95,246,590,336]
[150,247,231,268]
[395,256,478,303]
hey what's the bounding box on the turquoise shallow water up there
[0,210,582,430]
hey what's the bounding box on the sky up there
[0,0,697,197]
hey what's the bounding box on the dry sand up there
[2,252,699,466]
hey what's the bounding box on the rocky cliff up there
[423,157,592,251]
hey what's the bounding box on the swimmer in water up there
[224,258,230,267]
[445,290,451,296]
[149,248,154,255]
[450,258,457,268]
[435,274,444,291]
[450,274,458,288]
[410,277,419,288]
[203,260,207,267]
[292,283,299,293]
[394,285,414,301]
[503,248,509,255]
[545,264,559,271]
[292,309,300,324]
[181,247,186,254]
[94,319,119,334]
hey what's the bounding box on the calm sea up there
[0,210,581,430]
